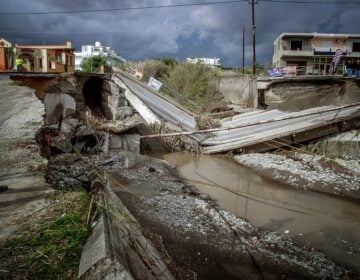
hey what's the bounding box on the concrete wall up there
[212,74,257,108]
[258,77,360,111]
[44,93,76,125]
[310,130,360,160]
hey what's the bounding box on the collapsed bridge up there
[112,70,360,154]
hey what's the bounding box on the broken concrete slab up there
[113,71,197,131]
[78,212,133,279]
[60,118,79,136]
[116,106,134,121]
[101,133,110,154]
[75,125,95,137]
[102,114,144,135]
[112,75,161,126]
[79,169,174,279]
[202,104,360,154]
[309,130,360,160]
[109,134,140,154]
[44,93,76,125]
[50,135,73,153]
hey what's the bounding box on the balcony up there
[347,51,360,58]
[280,47,314,57]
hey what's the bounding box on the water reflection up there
[155,152,360,271]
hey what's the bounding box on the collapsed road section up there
[113,70,360,155]
[0,72,359,279]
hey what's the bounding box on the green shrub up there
[80,55,107,73]
[161,63,220,110]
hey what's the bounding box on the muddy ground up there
[46,151,354,280]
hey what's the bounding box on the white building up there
[273,32,360,75]
[74,41,126,70]
[186,57,222,68]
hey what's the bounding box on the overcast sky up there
[0,0,359,67]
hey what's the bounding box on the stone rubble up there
[235,152,360,199]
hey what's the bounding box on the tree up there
[80,55,107,73]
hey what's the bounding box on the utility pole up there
[242,25,245,75]
[251,0,256,76]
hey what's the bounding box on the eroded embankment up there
[46,150,350,279]
[0,76,53,241]
[157,151,360,274]
[235,151,360,200]
[0,75,91,279]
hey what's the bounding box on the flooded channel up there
[152,151,360,272]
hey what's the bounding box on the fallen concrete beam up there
[112,76,161,126]
[202,105,360,154]
[79,172,174,280]
[113,71,197,131]
[109,134,140,154]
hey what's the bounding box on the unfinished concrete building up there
[273,32,360,75]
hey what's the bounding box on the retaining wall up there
[212,74,257,108]
[257,77,360,111]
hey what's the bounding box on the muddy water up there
[152,152,360,272]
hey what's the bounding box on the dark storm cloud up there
[0,0,359,66]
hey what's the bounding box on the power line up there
[259,0,359,4]
[0,0,357,17]
[0,31,128,34]
[0,0,247,16]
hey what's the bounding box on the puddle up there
[151,151,360,272]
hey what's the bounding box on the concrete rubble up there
[44,93,76,125]
[308,130,360,160]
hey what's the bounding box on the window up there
[290,40,303,51]
[49,61,56,70]
[39,58,42,68]
[353,42,360,52]
[55,51,62,63]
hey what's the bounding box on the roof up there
[274,32,360,42]
[0,38,12,47]
[14,41,73,50]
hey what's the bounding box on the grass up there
[0,192,90,280]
